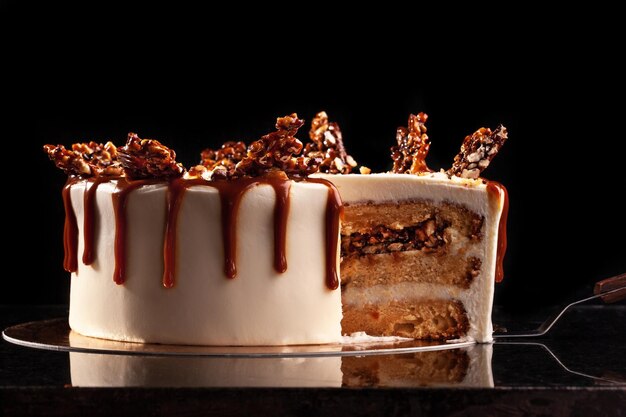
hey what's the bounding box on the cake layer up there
[342,297,469,340]
[341,250,481,289]
[68,179,342,346]
[316,172,505,342]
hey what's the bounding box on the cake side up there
[68,179,343,346]
[316,172,505,342]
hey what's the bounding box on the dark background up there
[2,3,624,311]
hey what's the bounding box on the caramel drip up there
[162,178,195,288]
[304,178,344,290]
[216,178,262,279]
[163,177,293,288]
[486,181,509,283]
[268,180,291,274]
[62,177,80,272]
[82,177,109,265]
[111,178,161,285]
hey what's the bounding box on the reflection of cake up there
[69,345,493,388]
[45,111,508,346]
[69,352,344,388]
[341,344,493,388]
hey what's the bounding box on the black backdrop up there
[2,3,625,311]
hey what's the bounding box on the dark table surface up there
[1,304,625,417]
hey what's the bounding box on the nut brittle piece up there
[118,133,184,179]
[305,111,357,174]
[235,113,310,178]
[72,141,123,177]
[391,112,431,174]
[200,141,247,177]
[447,125,508,179]
[43,141,123,177]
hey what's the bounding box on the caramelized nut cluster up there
[45,112,508,182]
[447,125,508,179]
[118,133,185,179]
[233,113,320,178]
[199,141,247,177]
[391,112,431,174]
[305,111,357,174]
[43,141,123,177]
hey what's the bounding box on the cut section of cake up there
[318,112,508,343]
[319,172,506,343]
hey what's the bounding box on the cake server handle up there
[494,272,626,339]
[594,272,626,304]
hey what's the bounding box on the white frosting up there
[315,173,505,343]
[68,180,343,346]
[314,171,492,215]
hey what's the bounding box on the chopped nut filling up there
[341,218,451,257]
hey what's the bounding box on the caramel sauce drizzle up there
[304,178,343,290]
[486,181,509,283]
[64,176,341,291]
[111,178,161,285]
[62,177,80,272]
[270,180,291,275]
[81,177,109,265]
[162,177,261,288]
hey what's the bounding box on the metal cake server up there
[493,272,626,339]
